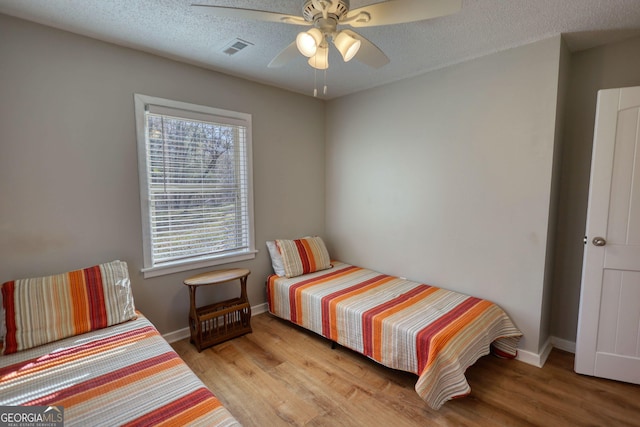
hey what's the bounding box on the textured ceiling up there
[1,0,640,99]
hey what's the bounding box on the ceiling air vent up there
[222,38,253,56]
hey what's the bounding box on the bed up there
[1,260,240,426]
[266,237,522,410]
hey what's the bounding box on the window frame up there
[134,94,256,278]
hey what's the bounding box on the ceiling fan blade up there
[342,30,389,69]
[268,42,300,68]
[346,0,462,28]
[191,4,310,26]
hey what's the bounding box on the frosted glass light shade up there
[308,45,329,70]
[296,28,323,57]
[334,31,361,62]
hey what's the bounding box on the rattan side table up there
[183,268,251,352]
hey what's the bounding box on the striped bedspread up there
[267,261,522,409]
[0,315,240,426]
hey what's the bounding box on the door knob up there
[592,237,607,247]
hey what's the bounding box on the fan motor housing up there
[302,0,350,22]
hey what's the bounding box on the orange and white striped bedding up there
[267,261,522,409]
[0,315,240,426]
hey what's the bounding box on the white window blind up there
[134,94,255,277]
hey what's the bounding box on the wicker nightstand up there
[183,268,251,351]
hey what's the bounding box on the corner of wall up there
[517,336,553,368]
[539,35,570,351]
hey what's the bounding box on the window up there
[134,94,255,278]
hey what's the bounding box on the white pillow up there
[266,241,286,276]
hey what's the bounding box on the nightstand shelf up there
[183,268,251,352]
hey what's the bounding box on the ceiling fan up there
[192,0,462,71]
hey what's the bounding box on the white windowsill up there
[141,250,258,278]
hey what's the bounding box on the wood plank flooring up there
[171,313,640,427]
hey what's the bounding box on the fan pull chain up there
[313,58,318,97]
[323,69,327,96]
[311,56,327,97]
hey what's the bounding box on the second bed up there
[267,260,522,409]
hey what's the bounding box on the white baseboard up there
[539,336,554,366]
[163,327,190,344]
[516,336,576,368]
[515,349,541,367]
[162,302,270,344]
[551,336,576,353]
[252,302,269,315]
[516,336,552,368]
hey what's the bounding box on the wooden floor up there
[172,313,640,427]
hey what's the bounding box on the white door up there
[575,86,640,384]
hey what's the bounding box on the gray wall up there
[325,37,564,356]
[551,35,640,343]
[4,10,639,354]
[0,14,326,334]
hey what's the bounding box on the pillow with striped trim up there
[0,292,4,348]
[276,236,331,278]
[1,260,136,355]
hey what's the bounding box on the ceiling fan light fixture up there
[308,44,329,70]
[296,28,323,57]
[334,31,361,62]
